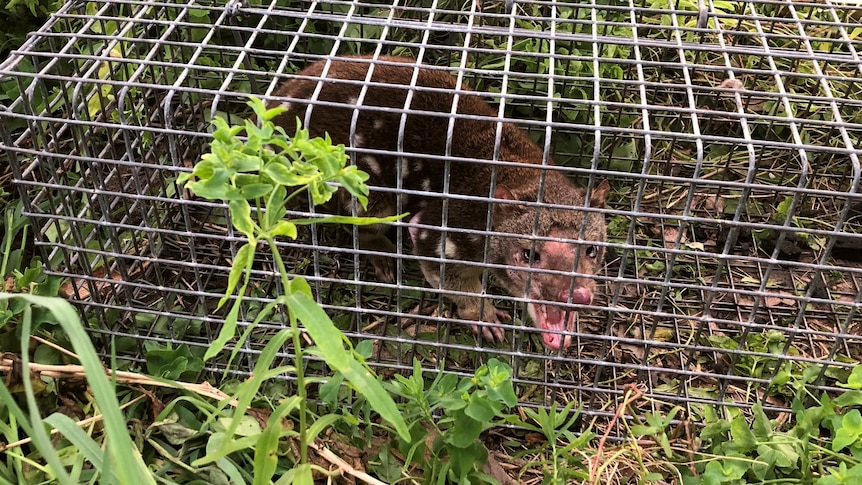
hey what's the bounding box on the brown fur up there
[268,56,609,350]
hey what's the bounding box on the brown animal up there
[268,56,609,350]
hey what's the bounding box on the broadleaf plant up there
[178,97,410,481]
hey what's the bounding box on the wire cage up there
[2,0,862,433]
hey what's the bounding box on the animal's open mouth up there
[528,303,578,350]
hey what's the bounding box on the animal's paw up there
[368,255,396,284]
[464,306,510,344]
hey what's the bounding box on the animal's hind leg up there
[356,224,397,283]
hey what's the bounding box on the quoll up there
[268,56,609,350]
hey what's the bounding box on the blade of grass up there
[42,413,112,480]
[18,302,74,485]
[0,378,38,485]
[253,398,301,485]
[284,288,411,442]
[3,294,155,485]
[194,328,294,466]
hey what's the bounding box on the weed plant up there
[0,98,517,484]
[4,1,862,483]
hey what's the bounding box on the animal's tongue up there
[532,288,593,350]
[536,305,575,350]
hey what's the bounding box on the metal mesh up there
[2,0,862,432]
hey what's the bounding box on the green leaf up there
[484,358,517,407]
[773,196,794,223]
[253,398,297,485]
[1,294,155,485]
[464,396,498,423]
[270,221,298,239]
[198,329,294,467]
[842,409,862,435]
[263,104,288,121]
[630,424,660,436]
[285,283,347,366]
[833,410,862,451]
[220,415,262,437]
[263,161,304,186]
[842,366,862,390]
[206,241,256,361]
[772,442,800,468]
[248,96,286,123]
[336,167,370,209]
[287,275,314,298]
[293,463,314,485]
[206,293,242,362]
[186,177,231,200]
[431,373,459,397]
[448,411,483,448]
[239,183,274,200]
[212,118,243,143]
[704,458,747,482]
[284,288,410,442]
[306,414,341,444]
[729,414,757,452]
[219,242,255,310]
[752,403,773,439]
[319,374,345,405]
[145,343,204,379]
[263,185,288,229]
[231,154,264,174]
[291,213,406,226]
[449,442,487,480]
[43,413,113,481]
[229,200,255,237]
[225,298,283,372]
[835,390,862,408]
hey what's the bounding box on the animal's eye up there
[522,249,539,263]
[586,245,599,259]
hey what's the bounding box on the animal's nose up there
[561,287,593,305]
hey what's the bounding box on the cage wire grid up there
[2,0,862,432]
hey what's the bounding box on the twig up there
[589,383,643,482]
[684,418,697,476]
[31,335,78,359]
[0,358,236,405]
[0,394,146,452]
[310,441,389,485]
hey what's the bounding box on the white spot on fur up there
[398,157,410,177]
[373,119,384,130]
[279,101,293,112]
[347,96,358,105]
[425,271,440,288]
[354,134,364,147]
[408,213,422,245]
[361,155,381,175]
[438,238,458,259]
[422,179,431,191]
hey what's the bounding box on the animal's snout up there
[561,287,593,306]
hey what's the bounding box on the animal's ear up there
[492,184,526,223]
[590,180,610,208]
[494,184,517,201]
